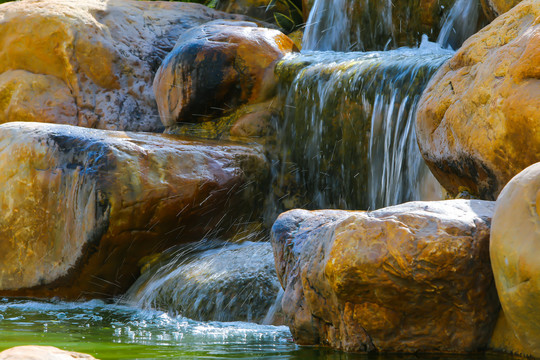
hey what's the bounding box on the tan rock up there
[0,122,268,299]
[271,200,499,352]
[481,0,523,20]
[0,0,248,131]
[490,162,540,357]
[0,346,96,360]
[416,0,540,200]
[153,21,297,126]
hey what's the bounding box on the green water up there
[0,298,369,359]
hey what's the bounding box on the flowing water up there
[274,42,453,211]
[0,0,495,359]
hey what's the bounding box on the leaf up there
[266,0,278,11]
[274,12,295,32]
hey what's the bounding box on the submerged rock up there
[0,122,268,299]
[0,346,96,360]
[153,21,297,126]
[125,241,282,324]
[271,200,499,353]
[490,162,540,357]
[0,0,248,131]
[416,0,540,200]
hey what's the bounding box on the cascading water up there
[274,43,453,211]
[437,0,481,49]
[122,241,282,324]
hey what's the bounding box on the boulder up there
[271,200,499,353]
[0,0,248,131]
[416,0,540,200]
[0,122,268,299]
[481,0,523,20]
[153,21,297,126]
[490,162,540,357]
[0,346,96,360]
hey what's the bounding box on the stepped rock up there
[0,346,96,360]
[271,200,499,353]
[0,122,268,299]
[153,21,297,126]
[416,0,540,200]
[0,0,248,131]
[490,162,540,357]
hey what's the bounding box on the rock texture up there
[271,200,499,353]
[153,21,297,126]
[490,162,540,357]
[481,0,523,20]
[416,0,540,200]
[0,0,248,131]
[0,122,268,299]
[0,346,96,360]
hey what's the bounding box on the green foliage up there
[266,0,303,33]
[0,0,15,3]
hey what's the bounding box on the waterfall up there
[437,0,481,49]
[302,0,393,51]
[274,44,453,211]
[122,240,281,324]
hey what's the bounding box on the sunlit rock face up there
[0,0,248,131]
[271,200,499,353]
[153,21,297,126]
[416,0,540,200]
[0,122,268,299]
[0,346,96,360]
[489,163,540,357]
[481,0,523,20]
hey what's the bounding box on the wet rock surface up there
[0,122,268,299]
[271,200,499,352]
[0,0,248,131]
[416,0,540,200]
[490,162,540,357]
[481,0,523,20]
[153,21,297,126]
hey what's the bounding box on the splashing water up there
[122,241,282,324]
[274,44,453,211]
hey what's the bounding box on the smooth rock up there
[271,200,499,352]
[416,0,540,200]
[153,21,297,126]
[0,122,268,299]
[0,0,248,131]
[490,162,540,357]
[481,0,523,20]
[0,346,96,360]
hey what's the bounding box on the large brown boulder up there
[0,346,96,360]
[0,0,248,131]
[271,200,499,353]
[489,162,540,357]
[153,21,297,126]
[416,0,540,200]
[0,122,268,299]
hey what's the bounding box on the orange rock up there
[0,0,249,131]
[272,200,499,352]
[481,0,523,20]
[490,162,540,357]
[416,0,540,200]
[153,21,297,126]
[0,122,268,299]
